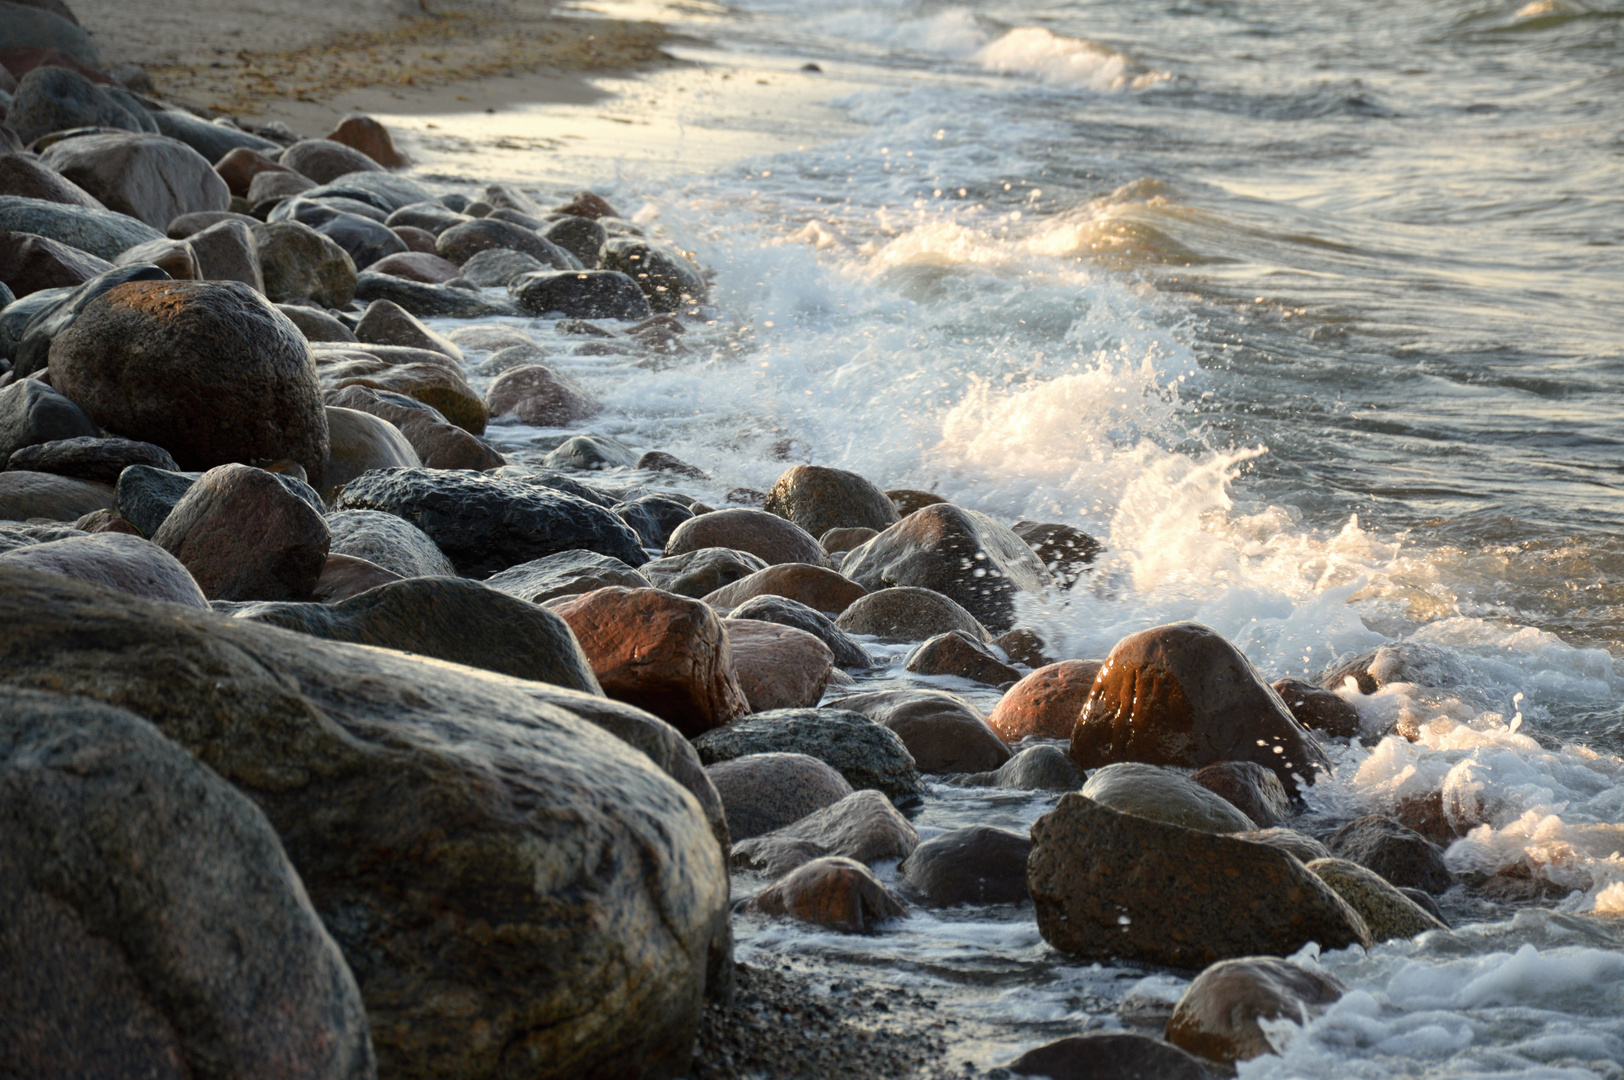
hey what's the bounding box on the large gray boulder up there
[5,65,134,145]
[0,566,732,1080]
[0,196,163,260]
[40,133,229,230]
[0,2,100,66]
[0,686,375,1080]
[324,508,454,578]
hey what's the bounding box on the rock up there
[0,194,162,259]
[600,236,706,312]
[323,385,502,471]
[279,303,356,343]
[0,229,112,296]
[840,503,1051,633]
[71,508,140,535]
[149,108,281,163]
[1081,763,1258,832]
[744,856,906,934]
[0,468,113,519]
[324,508,454,578]
[113,236,196,279]
[317,346,486,436]
[277,139,381,185]
[6,65,137,146]
[1012,519,1101,586]
[366,250,459,284]
[1319,641,1472,696]
[1235,827,1331,864]
[1191,761,1292,829]
[905,629,1021,685]
[612,493,693,549]
[551,585,748,735]
[998,627,1054,666]
[351,298,461,360]
[252,220,357,307]
[49,280,330,484]
[642,546,769,598]
[1027,795,1372,966]
[541,215,606,267]
[214,146,294,198]
[152,463,329,602]
[1072,622,1330,794]
[437,218,571,268]
[248,170,318,208]
[323,114,407,168]
[887,488,947,516]
[1164,957,1345,1066]
[1273,676,1363,739]
[484,548,650,604]
[487,363,599,426]
[333,467,645,577]
[666,507,823,566]
[384,201,468,236]
[726,594,872,669]
[298,174,435,217]
[988,659,1100,743]
[830,688,1010,775]
[637,449,707,479]
[39,132,229,230]
[114,463,194,536]
[510,268,653,319]
[307,210,405,271]
[310,551,400,602]
[763,464,899,538]
[269,194,387,227]
[321,405,420,499]
[0,151,103,207]
[731,790,918,876]
[0,568,731,1080]
[166,209,257,239]
[186,218,262,290]
[479,345,551,379]
[1325,815,1453,893]
[354,270,520,318]
[230,576,601,694]
[552,191,619,219]
[0,530,205,607]
[953,744,1085,791]
[391,226,437,255]
[725,617,833,712]
[0,376,97,468]
[702,562,867,615]
[693,708,923,801]
[834,585,990,643]
[540,434,635,472]
[0,687,374,1080]
[820,525,876,554]
[1008,1034,1213,1080]
[899,825,1030,906]
[0,519,80,551]
[1304,857,1448,941]
[705,752,853,841]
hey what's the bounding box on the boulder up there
[952,744,1085,791]
[1235,827,1331,864]
[298,174,435,216]
[322,386,502,471]
[0,567,732,1080]
[1007,1034,1212,1080]
[834,585,990,643]
[0,531,206,607]
[0,377,97,468]
[1190,761,1292,829]
[1324,815,1453,893]
[113,464,194,537]
[354,271,520,319]
[437,218,572,268]
[904,629,1020,685]
[898,825,1030,906]
[1012,520,1101,587]
[642,546,769,598]
[112,236,196,279]
[551,586,749,736]
[840,503,1052,633]
[351,298,461,361]
[9,264,172,379]
[600,236,706,312]
[763,463,899,538]
[6,65,137,146]
[185,218,262,290]
[830,688,1010,775]
[250,167,318,207]
[251,220,357,307]
[731,790,918,877]
[0,687,374,1080]
[1080,763,1258,833]
[460,248,544,288]
[40,132,228,230]
[509,268,653,320]
[316,349,486,436]
[366,250,460,284]
[612,493,694,549]
[280,304,356,343]
[7,436,176,485]
[229,576,601,694]
[724,617,834,712]
[702,562,866,615]
[693,707,922,801]
[0,229,112,296]
[0,194,162,260]
[306,210,405,271]
[820,525,877,554]
[333,468,645,577]
[321,405,420,499]
[323,114,407,168]
[152,463,329,602]
[1273,676,1362,739]
[487,363,599,426]
[1071,622,1330,793]
[1304,858,1449,941]
[278,139,381,185]
[49,279,330,485]
[311,552,401,603]
[391,225,437,254]
[744,856,906,934]
[1164,957,1345,1065]
[1027,795,1372,967]
[0,151,104,208]
[324,508,454,578]
[0,468,113,519]
[214,146,294,198]
[665,506,823,567]
[541,215,606,267]
[704,752,853,841]
[485,548,650,605]
[149,109,281,163]
[988,659,1101,742]
[726,594,872,669]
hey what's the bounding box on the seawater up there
[396,0,1624,1072]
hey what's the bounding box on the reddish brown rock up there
[701,562,867,615]
[0,152,104,208]
[831,688,1010,774]
[704,752,853,841]
[486,363,600,426]
[72,508,141,536]
[665,507,824,566]
[744,856,906,934]
[391,225,437,254]
[0,531,207,608]
[904,629,1020,685]
[552,586,750,737]
[1273,676,1363,739]
[886,488,946,517]
[152,463,330,602]
[989,659,1101,742]
[724,618,834,712]
[367,250,461,284]
[731,789,919,877]
[995,627,1055,667]
[820,525,876,554]
[310,552,403,603]
[552,191,618,219]
[1165,958,1345,1065]
[1071,622,1330,793]
[1191,761,1292,829]
[214,147,297,199]
[0,230,112,296]
[323,114,409,168]
[763,464,900,537]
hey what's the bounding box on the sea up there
[385,0,1624,1073]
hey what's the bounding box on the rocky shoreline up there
[0,4,1573,1078]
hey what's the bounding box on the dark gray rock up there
[9,262,170,378]
[6,435,177,485]
[39,132,229,231]
[300,174,436,216]
[728,594,872,669]
[437,219,574,269]
[612,493,694,549]
[543,433,638,471]
[6,66,138,146]
[730,790,918,877]
[693,707,922,801]
[458,246,543,287]
[541,215,606,268]
[641,546,768,598]
[324,507,454,578]
[0,530,208,608]
[484,548,650,605]
[252,220,358,308]
[310,211,407,271]
[0,378,97,469]
[150,107,281,162]
[355,271,520,318]
[277,139,380,185]
[279,304,357,344]
[0,229,113,298]
[834,585,990,643]
[1008,1034,1213,1080]
[1013,520,1101,587]
[899,825,1031,906]
[115,463,195,537]
[1326,815,1454,894]
[600,236,706,313]
[0,1,100,66]
[0,195,163,261]
[763,464,899,538]
[704,752,852,842]
[384,201,470,236]
[951,744,1086,791]
[510,269,652,320]
[489,466,618,507]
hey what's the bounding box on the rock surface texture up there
[1164,957,1345,1065]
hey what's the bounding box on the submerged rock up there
[1164,957,1345,1065]
[744,856,906,934]
[899,825,1031,906]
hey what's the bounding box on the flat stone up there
[705,752,852,841]
[693,707,922,802]
[310,551,400,603]
[731,790,919,877]
[989,659,1101,742]
[279,304,357,343]
[0,151,104,208]
[354,270,520,318]
[366,250,460,284]
[149,108,280,163]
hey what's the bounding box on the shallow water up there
[395,0,1622,1072]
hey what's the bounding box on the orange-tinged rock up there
[724,618,833,712]
[745,856,906,934]
[990,659,1101,742]
[702,562,866,615]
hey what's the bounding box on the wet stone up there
[899,825,1031,906]
[1325,814,1454,894]
[705,752,853,842]
[694,707,923,802]
[484,549,650,605]
[731,790,919,877]
[744,856,906,934]
[903,628,1021,685]
[1190,761,1293,829]
[989,659,1102,743]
